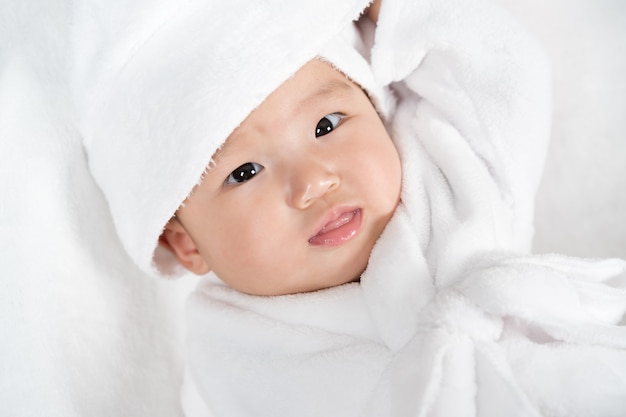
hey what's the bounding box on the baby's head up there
[74,0,395,295]
[160,59,401,295]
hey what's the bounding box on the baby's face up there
[170,59,401,295]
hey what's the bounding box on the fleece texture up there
[3,0,626,416]
[181,0,626,415]
[70,0,377,277]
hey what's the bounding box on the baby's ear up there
[159,218,211,275]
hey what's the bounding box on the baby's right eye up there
[225,162,264,185]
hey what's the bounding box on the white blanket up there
[3,0,626,416]
[183,0,626,415]
[0,2,193,416]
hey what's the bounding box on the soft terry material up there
[1,1,193,416]
[71,0,378,277]
[3,1,626,416]
[183,0,626,416]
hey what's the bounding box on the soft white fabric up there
[70,0,375,277]
[0,1,194,416]
[183,0,626,415]
[3,1,626,416]
[0,0,375,415]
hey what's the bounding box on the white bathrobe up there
[182,0,626,416]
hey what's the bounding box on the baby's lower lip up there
[308,209,362,247]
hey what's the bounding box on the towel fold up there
[5,0,626,416]
[70,0,374,277]
[187,240,626,416]
[183,0,626,415]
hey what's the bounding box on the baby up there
[74,0,626,415]
[160,58,402,296]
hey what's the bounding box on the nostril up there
[290,173,340,209]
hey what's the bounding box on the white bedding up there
[1,1,624,415]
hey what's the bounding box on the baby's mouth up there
[309,208,362,246]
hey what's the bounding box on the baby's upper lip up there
[309,206,360,239]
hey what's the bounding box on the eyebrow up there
[214,79,356,167]
[300,79,355,105]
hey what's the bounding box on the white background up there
[497,0,626,258]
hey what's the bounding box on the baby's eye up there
[315,113,344,137]
[225,162,264,185]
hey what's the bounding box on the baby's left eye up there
[315,113,344,137]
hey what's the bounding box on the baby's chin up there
[222,252,371,296]
[316,266,365,292]
[242,272,364,297]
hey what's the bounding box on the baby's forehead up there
[249,59,360,112]
[214,61,360,147]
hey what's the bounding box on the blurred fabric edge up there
[1,1,194,416]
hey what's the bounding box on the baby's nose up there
[288,161,340,209]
